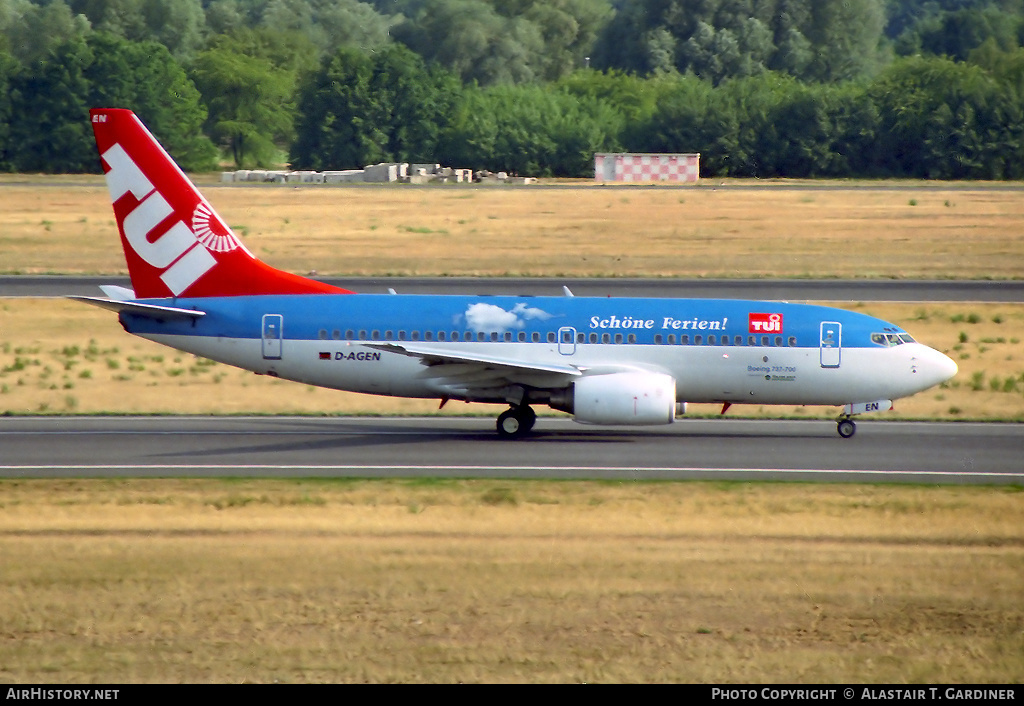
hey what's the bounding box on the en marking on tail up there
[90,109,350,299]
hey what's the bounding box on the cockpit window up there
[872,332,907,347]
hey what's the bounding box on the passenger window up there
[774,336,783,347]
[424,331,433,341]
[532,332,541,342]
[654,334,663,344]
[332,330,341,340]
[519,331,527,342]
[668,334,675,344]
[707,335,716,345]
[788,336,797,346]
[359,330,368,341]
[681,335,689,345]
[602,333,610,344]
[345,330,355,340]
[590,333,598,344]
[694,335,703,345]
[627,334,636,343]
[398,331,407,341]
[438,331,446,341]
[318,329,328,340]
[411,331,420,341]
[614,333,623,344]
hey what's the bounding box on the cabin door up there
[262,314,283,360]
[819,321,841,368]
[558,326,577,355]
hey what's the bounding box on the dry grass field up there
[1,178,1022,684]
[0,479,1021,683]
[1,177,1022,279]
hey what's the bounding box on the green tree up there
[84,34,215,170]
[8,33,215,173]
[507,0,613,80]
[8,36,95,172]
[4,0,91,64]
[896,7,1023,60]
[191,45,296,167]
[392,0,544,85]
[593,0,888,83]
[140,0,207,61]
[0,48,17,171]
[291,44,461,169]
[441,82,623,176]
[258,0,394,56]
[868,56,1018,178]
[71,0,148,40]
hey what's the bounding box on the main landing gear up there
[836,416,856,439]
[497,405,536,439]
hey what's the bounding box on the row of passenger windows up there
[317,328,799,347]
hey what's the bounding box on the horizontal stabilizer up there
[69,296,206,320]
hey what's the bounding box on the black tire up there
[837,419,856,439]
[497,409,524,438]
[497,407,535,439]
[518,406,537,433]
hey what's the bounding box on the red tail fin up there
[90,108,350,298]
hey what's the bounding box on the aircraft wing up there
[365,341,584,377]
[69,296,206,320]
[365,341,584,399]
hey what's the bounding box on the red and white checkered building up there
[594,153,700,183]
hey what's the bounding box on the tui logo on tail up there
[90,109,350,299]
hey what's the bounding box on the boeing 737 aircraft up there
[73,108,958,438]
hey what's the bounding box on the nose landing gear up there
[497,405,537,439]
[837,417,856,439]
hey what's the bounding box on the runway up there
[2,275,1022,302]
[2,416,1020,484]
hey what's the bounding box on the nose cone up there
[914,345,958,390]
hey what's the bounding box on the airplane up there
[72,108,958,439]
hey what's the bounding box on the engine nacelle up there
[551,371,677,426]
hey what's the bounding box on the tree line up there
[0,0,1022,178]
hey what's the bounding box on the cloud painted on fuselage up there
[464,302,554,332]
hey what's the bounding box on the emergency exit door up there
[262,314,283,360]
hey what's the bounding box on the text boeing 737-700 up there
[72,109,958,438]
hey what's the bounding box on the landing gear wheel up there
[837,419,856,439]
[497,406,535,439]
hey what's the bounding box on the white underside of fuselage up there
[139,332,950,409]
